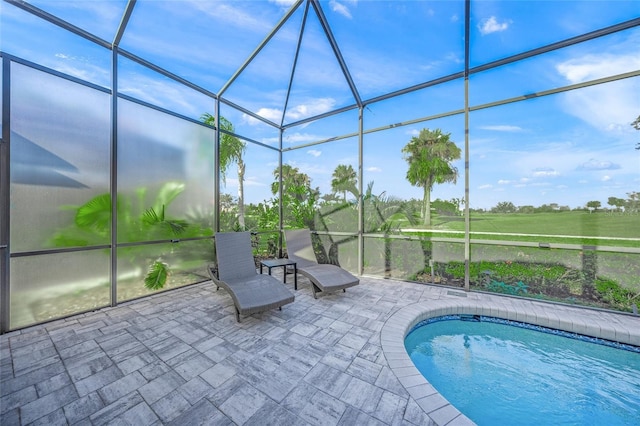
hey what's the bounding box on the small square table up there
[259,258,297,290]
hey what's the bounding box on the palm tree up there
[402,128,461,226]
[271,164,310,200]
[632,114,640,150]
[202,113,247,228]
[272,164,319,229]
[331,164,358,202]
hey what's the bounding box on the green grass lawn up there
[401,211,640,248]
[366,210,639,310]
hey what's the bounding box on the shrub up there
[486,280,528,296]
[595,278,640,312]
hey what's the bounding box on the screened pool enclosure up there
[1,0,639,332]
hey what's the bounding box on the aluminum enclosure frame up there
[0,0,638,332]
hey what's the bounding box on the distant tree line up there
[207,113,637,228]
[477,191,640,214]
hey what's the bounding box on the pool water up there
[405,317,640,425]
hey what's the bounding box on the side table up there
[260,259,297,290]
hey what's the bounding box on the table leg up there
[294,264,297,290]
[283,266,287,283]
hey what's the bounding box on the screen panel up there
[469,78,639,228]
[116,239,213,303]
[10,250,110,329]
[281,137,359,233]
[117,99,215,243]
[363,115,466,234]
[219,140,279,232]
[469,0,639,67]
[364,79,464,132]
[469,28,640,107]
[10,63,111,252]
[1,3,111,88]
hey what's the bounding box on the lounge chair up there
[284,229,359,298]
[208,232,294,322]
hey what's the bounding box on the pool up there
[405,315,640,425]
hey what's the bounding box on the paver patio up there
[1,273,638,425]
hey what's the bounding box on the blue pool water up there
[405,316,640,425]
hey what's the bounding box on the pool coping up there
[380,292,640,426]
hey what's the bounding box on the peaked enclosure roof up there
[2,0,639,130]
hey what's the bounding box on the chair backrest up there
[284,229,319,268]
[214,232,258,281]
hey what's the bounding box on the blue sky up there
[1,0,639,210]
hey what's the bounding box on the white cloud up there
[191,1,270,31]
[245,97,338,126]
[47,0,125,38]
[478,16,510,35]
[479,125,523,132]
[497,179,511,185]
[256,107,282,122]
[285,98,337,121]
[532,168,559,177]
[118,73,209,120]
[556,54,640,84]
[478,184,493,189]
[602,175,612,182]
[451,14,459,23]
[367,166,382,172]
[268,0,298,8]
[444,52,464,65]
[52,61,110,87]
[578,159,621,171]
[242,107,282,126]
[307,149,322,157]
[259,136,280,145]
[329,0,354,19]
[284,160,331,177]
[282,132,322,144]
[556,47,640,133]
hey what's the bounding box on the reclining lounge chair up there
[284,229,359,299]
[209,232,294,322]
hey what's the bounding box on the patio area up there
[1,273,639,426]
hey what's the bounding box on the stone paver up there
[1,274,638,425]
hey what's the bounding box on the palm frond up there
[163,219,189,235]
[154,182,185,213]
[142,206,162,226]
[144,260,169,290]
[75,193,112,233]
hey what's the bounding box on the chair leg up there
[235,308,241,323]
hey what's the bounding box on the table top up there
[260,258,296,267]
